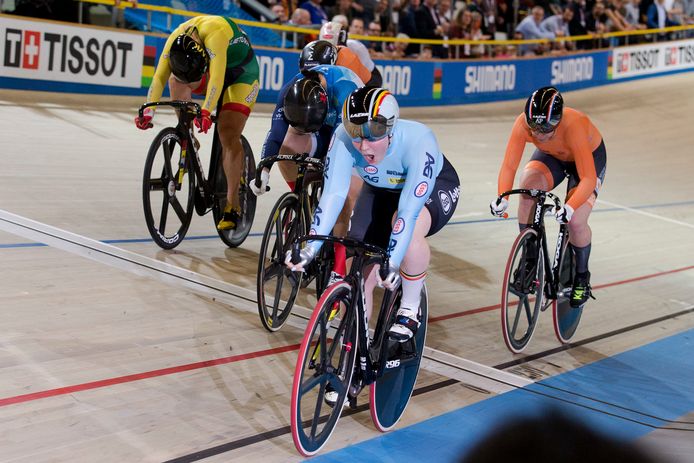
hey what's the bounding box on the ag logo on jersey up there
[438,190,452,214]
[414,181,428,197]
[392,218,405,234]
[364,165,378,174]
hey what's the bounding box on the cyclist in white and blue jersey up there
[254,40,365,282]
[286,86,461,342]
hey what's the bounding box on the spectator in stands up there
[541,6,573,50]
[469,11,491,56]
[623,0,642,25]
[300,0,329,24]
[331,0,361,23]
[272,3,289,22]
[416,0,449,57]
[373,0,393,33]
[605,0,637,32]
[399,0,422,55]
[516,5,556,55]
[438,0,453,56]
[586,1,609,47]
[685,0,694,22]
[569,0,592,47]
[350,16,366,35]
[666,0,687,25]
[288,8,315,48]
[450,7,472,58]
[476,0,498,35]
[387,32,413,58]
[647,0,680,27]
[367,20,385,54]
[496,0,514,36]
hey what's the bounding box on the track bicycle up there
[255,154,334,332]
[289,235,428,456]
[496,188,585,354]
[139,101,256,249]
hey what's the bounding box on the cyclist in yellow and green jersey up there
[135,16,260,230]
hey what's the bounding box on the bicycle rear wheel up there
[291,281,357,456]
[370,285,428,432]
[257,192,304,332]
[501,228,545,353]
[213,134,257,248]
[553,243,583,343]
[142,128,195,250]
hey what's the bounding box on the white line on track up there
[596,198,694,229]
[0,208,533,391]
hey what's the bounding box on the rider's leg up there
[331,176,363,279]
[566,190,595,307]
[277,127,312,190]
[518,161,552,228]
[216,109,249,229]
[388,209,432,341]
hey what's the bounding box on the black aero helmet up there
[299,40,337,72]
[169,32,209,83]
[525,86,563,133]
[283,77,329,133]
[342,86,399,140]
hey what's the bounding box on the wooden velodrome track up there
[1,73,693,462]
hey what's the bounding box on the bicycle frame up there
[291,235,397,387]
[500,189,570,301]
[139,101,220,212]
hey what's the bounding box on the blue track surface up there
[313,328,694,462]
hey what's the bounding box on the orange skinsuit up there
[498,107,603,211]
[336,47,371,84]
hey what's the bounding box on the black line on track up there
[0,217,257,306]
[163,306,694,462]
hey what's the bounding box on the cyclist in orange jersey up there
[491,86,607,307]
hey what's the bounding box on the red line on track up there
[1,265,692,408]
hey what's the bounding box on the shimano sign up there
[376,64,411,95]
[464,64,516,93]
[551,57,594,84]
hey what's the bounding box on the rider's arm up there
[498,115,529,197]
[388,128,442,268]
[260,93,290,159]
[146,31,180,105]
[199,29,231,114]
[305,129,354,255]
[565,117,598,211]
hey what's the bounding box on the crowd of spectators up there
[266,0,694,58]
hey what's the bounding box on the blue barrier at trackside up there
[1,15,693,106]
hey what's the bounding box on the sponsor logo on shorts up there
[414,181,428,197]
[393,218,405,234]
[438,190,452,215]
[364,165,378,174]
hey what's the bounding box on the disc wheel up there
[553,242,583,343]
[501,228,545,353]
[213,134,257,248]
[142,128,194,250]
[370,285,428,432]
[257,192,305,332]
[291,281,357,456]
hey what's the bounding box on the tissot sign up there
[0,17,143,87]
[611,39,694,78]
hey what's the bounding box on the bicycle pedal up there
[348,395,358,409]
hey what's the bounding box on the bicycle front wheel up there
[142,128,195,250]
[257,192,304,332]
[213,134,257,248]
[553,242,583,343]
[501,228,545,353]
[291,281,357,456]
[370,285,428,432]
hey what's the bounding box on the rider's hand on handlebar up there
[194,109,212,134]
[555,204,574,224]
[135,107,154,130]
[377,262,401,291]
[490,197,509,218]
[284,246,317,272]
[251,168,270,196]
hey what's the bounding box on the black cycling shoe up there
[570,271,593,308]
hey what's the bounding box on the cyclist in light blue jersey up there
[286,86,461,342]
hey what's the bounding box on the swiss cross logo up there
[22,31,41,69]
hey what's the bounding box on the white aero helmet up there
[319,21,348,47]
[342,86,399,140]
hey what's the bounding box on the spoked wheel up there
[142,128,195,250]
[213,134,257,248]
[370,285,428,432]
[553,242,582,343]
[291,281,357,457]
[501,228,545,353]
[257,192,305,332]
